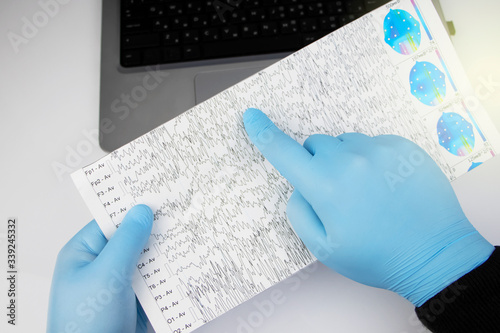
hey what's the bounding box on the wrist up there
[415,247,500,332]
[399,225,494,307]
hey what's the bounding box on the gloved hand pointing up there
[243,108,493,307]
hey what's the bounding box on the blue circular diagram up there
[410,61,447,106]
[384,9,421,55]
[437,112,475,156]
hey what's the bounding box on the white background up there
[1,0,499,332]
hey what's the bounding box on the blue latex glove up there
[243,108,494,307]
[47,204,153,333]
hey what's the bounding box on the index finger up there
[243,108,313,193]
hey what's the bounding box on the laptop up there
[99,0,453,152]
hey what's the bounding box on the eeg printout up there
[72,0,500,332]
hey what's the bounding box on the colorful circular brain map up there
[437,112,475,156]
[384,9,421,55]
[410,61,447,106]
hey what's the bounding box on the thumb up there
[95,204,154,279]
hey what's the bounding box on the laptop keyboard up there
[120,0,390,68]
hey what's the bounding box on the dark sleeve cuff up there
[415,246,500,333]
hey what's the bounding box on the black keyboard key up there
[152,18,170,31]
[123,20,150,33]
[202,28,220,42]
[163,47,181,62]
[300,18,319,32]
[346,1,365,14]
[221,26,239,40]
[326,2,345,15]
[261,22,278,36]
[248,9,267,22]
[172,16,189,29]
[306,3,325,16]
[280,20,299,34]
[227,11,248,24]
[122,50,141,66]
[242,24,260,38]
[269,6,286,20]
[183,45,201,60]
[165,3,184,16]
[192,15,209,28]
[288,5,299,18]
[123,0,147,7]
[209,12,224,26]
[146,4,164,17]
[183,30,200,43]
[123,33,160,49]
[123,0,138,6]
[123,8,146,20]
[203,35,301,58]
[339,14,357,25]
[163,32,180,45]
[186,2,203,14]
[320,16,339,31]
[248,0,263,8]
[364,0,389,11]
[143,48,161,64]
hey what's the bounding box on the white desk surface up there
[1,0,499,332]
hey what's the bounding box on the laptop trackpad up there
[194,67,265,104]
